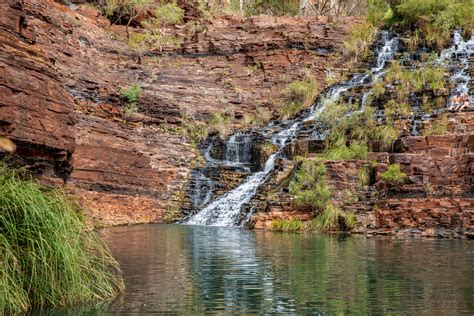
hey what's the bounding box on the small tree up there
[104,0,154,38]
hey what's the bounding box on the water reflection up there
[90,225,474,314]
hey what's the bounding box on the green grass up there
[423,114,449,136]
[280,78,317,119]
[324,141,369,161]
[149,2,183,27]
[120,84,141,118]
[0,163,124,314]
[358,166,370,187]
[341,21,377,64]
[289,159,331,211]
[394,0,473,49]
[381,164,407,186]
[311,204,357,232]
[208,112,234,139]
[271,219,305,232]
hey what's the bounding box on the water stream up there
[186,29,473,227]
[186,31,400,226]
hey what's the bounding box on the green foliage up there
[404,29,422,51]
[319,100,358,124]
[280,78,317,119]
[127,32,149,51]
[289,159,331,211]
[372,80,386,98]
[384,60,447,105]
[104,0,154,37]
[358,166,370,186]
[0,163,124,314]
[423,113,449,136]
[120,84,141,118]
[208,112,234,138]
[150,2,184,27]
[120,84,141,103]
[342,21,377,64]
[246,0,300,16]
[324,141,369,161]
[271,219,305,232]
[311,204,357,232]
[240,106,275,129]
[392,0,474,49]
[370,123,399,150]
[384,100,411,117]
[381,164,407,186]
[164,206,182,223]
[185,122,209,144]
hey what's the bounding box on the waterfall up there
[191,170,217,208]
[442,30,474,105]
[409,30,474,136]
[186,31,400,226]
[225,133,252,164]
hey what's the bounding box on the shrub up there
[392,0,474,49]
[120,84,142,118]
[104,0,154,37]
[370,123,399,150]
[280,101,305,120]
[127,32,149,51]
[150,2,184,27]
[254,107,274,126]
[324,141,369,161]
[120,84,141,103]
[311,204,357,231]
[342,21,377,64]
[358,166,370,186]
[319,101,352,124]
[271,219,305,232]
[280,78,317,119]
[372,80,386,98]
[381,164,407,186]
[208,112,234,138]
[423,114,449,136]
[185,122,209,144]
[246,0,300,16]
[0,163,124,313]
[289,159,331,211]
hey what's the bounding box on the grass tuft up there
[271,219,304,232]
[381,164,407,186]
[311,204,356,232]
[0,163,124,314]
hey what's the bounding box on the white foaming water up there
[186,31,400,226]
[441,30,474,104]
[191,170,216,208]
[225,133,252,164]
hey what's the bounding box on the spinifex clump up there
[0,163,124,314]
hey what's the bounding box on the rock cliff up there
[0,0,355,225]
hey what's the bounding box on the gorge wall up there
[0,0,356,225]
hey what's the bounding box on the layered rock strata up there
[0,0,354,225]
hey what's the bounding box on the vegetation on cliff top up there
[0,163,124,314]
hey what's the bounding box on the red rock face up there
[251,112,474,238]
[0,0,75,182]
[0,0,355,225]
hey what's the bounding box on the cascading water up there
[441,30,474,105]
[409,30,474,136]
[191,170,216,208]
[225,133,252,164]
[186,31,400,226]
